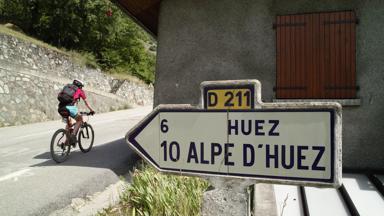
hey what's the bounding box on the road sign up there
[127,106,341,187]
[203,85,255,110]
[126,80,341,187]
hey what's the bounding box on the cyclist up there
[58,79,95,145]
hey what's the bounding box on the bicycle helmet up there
[73,79,84,88]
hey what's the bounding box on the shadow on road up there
[31,138,141,176]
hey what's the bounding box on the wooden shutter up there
[275,11,357,99]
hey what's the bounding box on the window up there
[275,11,357,99]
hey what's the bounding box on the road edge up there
[49,179,128,216]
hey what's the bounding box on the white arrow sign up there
[126,104,341,187]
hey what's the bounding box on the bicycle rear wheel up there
[50,129,71,163]
[78,123,94,153]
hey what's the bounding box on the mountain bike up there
[50,112,95,163]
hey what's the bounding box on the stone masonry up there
[0,33,153,127]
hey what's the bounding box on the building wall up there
[154,0,384,170]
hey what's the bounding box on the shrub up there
[99,163,210,216]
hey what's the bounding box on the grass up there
[0,24,99,69]
[97,163,210,216]
[0,24,66,55]
[66,50,99,69]
[108,72,146,84]
[106,66,150,84]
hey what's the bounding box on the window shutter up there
[275,11,357,99]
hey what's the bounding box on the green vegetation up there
[98,163,210,216]
[0,0,156,83]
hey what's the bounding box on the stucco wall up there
[0,33,153,127]
[155,0,384,170]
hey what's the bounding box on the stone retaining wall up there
[0,33,153,127]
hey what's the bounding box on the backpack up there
[57,84,78,105]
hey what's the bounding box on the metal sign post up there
[125,80,342,215]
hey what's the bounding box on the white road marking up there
[0,168,31,182]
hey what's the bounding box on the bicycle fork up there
[80,123,90,139]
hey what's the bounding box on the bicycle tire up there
[78,123,94,153]
[50,129,71,163]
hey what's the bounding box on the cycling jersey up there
[73,88,86,102]
[58,88,87,118]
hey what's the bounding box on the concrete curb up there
[49,180,128,216]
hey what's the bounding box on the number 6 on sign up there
[161,119,168,133]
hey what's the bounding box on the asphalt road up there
[0,106,152,216]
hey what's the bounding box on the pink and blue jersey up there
[73,88,86,102]
[65,88,86,118]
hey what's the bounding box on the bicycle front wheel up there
[78,123,94,153]
[50,129,71,163]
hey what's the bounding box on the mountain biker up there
[58,79,95,145]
